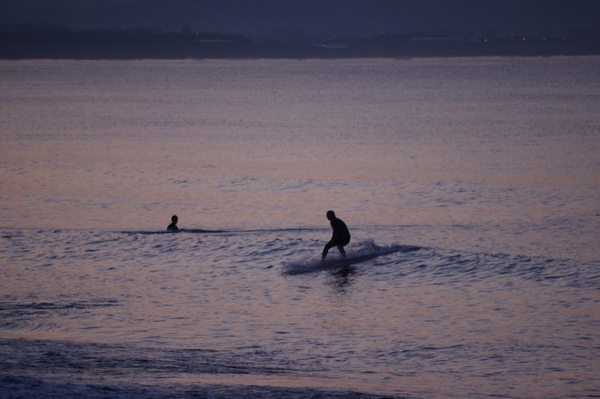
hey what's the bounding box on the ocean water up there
[1,57,599,398]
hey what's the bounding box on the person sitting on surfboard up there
[322,210,351,261]
[167,215,179,231]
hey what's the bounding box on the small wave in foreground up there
[283,240,421,275]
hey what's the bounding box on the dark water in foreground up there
[1,228,599,398]
[1,57,599,398]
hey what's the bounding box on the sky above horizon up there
[1,0,599,37]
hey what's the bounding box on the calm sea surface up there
[1,57,599,398]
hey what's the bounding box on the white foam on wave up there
[282,240,417,275]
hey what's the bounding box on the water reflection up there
[330,266,359,293]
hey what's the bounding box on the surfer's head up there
[171,215,178,224]
[326,210,335,220]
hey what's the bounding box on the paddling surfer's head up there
[167,215,179,231]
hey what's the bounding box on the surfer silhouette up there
[167,215,179,231]
[322,210,351,261]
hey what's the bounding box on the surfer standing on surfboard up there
[322,210,351,261]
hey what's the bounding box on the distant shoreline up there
[1,30,599,60]
[2,45,599,60]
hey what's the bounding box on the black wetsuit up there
[322,217,351,259]
[167,223,179,231]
